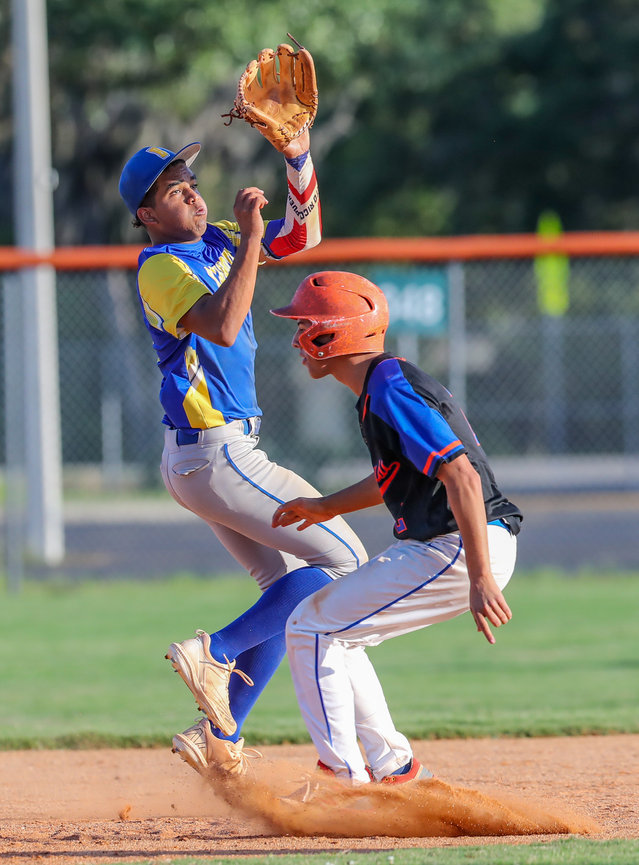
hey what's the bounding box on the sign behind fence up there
[371,267,449,334]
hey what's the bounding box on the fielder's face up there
[293,320,333,379]
[138,162,208,243]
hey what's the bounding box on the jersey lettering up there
[374,459,400,496]
[204,248,233,284]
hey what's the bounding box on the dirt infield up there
[1,735,637,863]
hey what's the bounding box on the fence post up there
[2,275,26,591]
[447,261,467,409]
[620,316,639,455]
[541,315,567,454]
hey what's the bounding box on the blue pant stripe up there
[314,633,332,745]
[327,536,463,636]
[314,633,353,779]
[223,443,363,566]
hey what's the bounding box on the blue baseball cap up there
[118,142,201,214]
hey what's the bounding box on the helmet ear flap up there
[296,320,337,359]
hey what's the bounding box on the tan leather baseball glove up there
[223,38,318,152]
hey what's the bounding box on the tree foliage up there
[1,0,638,245]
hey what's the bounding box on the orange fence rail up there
[2,232,639,271]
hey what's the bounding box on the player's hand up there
[469,575,512,644]
[272,496,332,531]
[282,130,310,160]
[233,186,268,238]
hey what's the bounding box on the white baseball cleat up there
[379,757,433,784]
[165,629,253,736]
[172,717,262,776]
[282,757,433,804]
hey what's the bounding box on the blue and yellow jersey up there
[138,152,321,430]
[137,221,261,430]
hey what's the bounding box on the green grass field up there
[100,842,639,865]
[1,570,637,746]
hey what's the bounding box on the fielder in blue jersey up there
[118,130,367,777]
[271,271,523,787]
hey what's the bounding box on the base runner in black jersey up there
[270,271,523,787]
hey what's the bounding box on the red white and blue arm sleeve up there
[261,151,322,260]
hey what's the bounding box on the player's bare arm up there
[280,129,310,160]
[272,472,383,530]
[437,455,512,644]
[179,187,267,345]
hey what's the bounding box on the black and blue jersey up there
[356,354,523,541]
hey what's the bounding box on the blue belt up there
[175,418,259,445]
[176,428,203,445]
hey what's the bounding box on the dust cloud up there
[202,762,599,839]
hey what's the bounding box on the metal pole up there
[541,315,567,454]
[619,316,639,455]
[11,0,65,564]
[3,275,26,592]
[447,261,467,409]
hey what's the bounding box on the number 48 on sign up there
[371,267,449,335]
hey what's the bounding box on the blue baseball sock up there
[215,634,286,743]
[204,566,333,743]
[207,566,332,662]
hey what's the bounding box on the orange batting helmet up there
[270,271,389,359]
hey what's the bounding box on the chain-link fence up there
[3,245,639,579]
[263,256,639,486]
[4,253,639,487]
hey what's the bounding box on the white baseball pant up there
[160,421,367,590]
[286,523,517,783]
